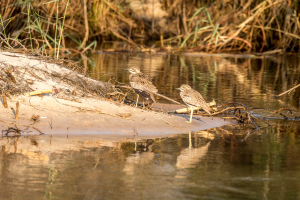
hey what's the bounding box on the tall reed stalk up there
[27,3,33,49]
[0,15,6,37]
[57,0,70,59]
[0,0,299,53]
[54,0,59,58]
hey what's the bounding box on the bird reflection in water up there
[176,132,211,169]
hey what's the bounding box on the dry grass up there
[0,0,299,54]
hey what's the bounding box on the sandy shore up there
[0,51,229,139]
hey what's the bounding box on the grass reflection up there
[0,124,300,199]
[90,53,300,112]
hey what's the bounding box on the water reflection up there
[176,132,211,169]
[1,53,300,199]
[123,144,155,175]
[1,123,300,199]
[91,53,300,111]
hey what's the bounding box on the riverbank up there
[0,51,229,138]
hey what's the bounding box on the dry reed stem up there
[0,119,44,135]
[15,101,19,119]
[81,0,89,48]
[263,108,294,119]
[57,95,82,103]
[2,93,8,108]
[1,0,300,53]
[24,90,52,96]
[24,69,45,81]
[118,85,184,106]
[209,102,259,129]
[4,69,16,83]
[275,83,300,97]
[218,3,264,49]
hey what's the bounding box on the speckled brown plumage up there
[128,67,158,105]
[177,84,211,123]
[179,86,211,115]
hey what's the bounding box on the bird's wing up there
[133,89,156,103]
[141,73,153,82]
[181,93,197,107]
[192,90,211,115]
[130,74,158,93]
[181,90,211,115]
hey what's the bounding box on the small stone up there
[26,79,34,84]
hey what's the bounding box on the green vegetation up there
[0,0,300,56]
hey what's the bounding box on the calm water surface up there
[1,53,300,199]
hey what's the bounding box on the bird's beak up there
[125,69,129,71]
[176,88,180,90]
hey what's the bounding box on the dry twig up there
[275,83,300,97]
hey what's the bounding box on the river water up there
[1,53,300,199]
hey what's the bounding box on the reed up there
[57,0,70,58]
[0,0,299,53]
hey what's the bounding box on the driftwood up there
[16,101,19,119]
[25,89,52,96]
[2,93,8,108]
[275,83,300,97]
[262,108,294,119]
[117,85,185,106]
[175,100,217,113]
[0,119,44,136]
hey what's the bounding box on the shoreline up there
[0,51,230,139]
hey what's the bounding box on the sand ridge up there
[0,51,229,137]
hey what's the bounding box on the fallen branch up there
[118,85,185,106]
[209,106,246,116]
[24,69,45,81]
[201,102,259,130]
[16,102,19,119]
[262,108,293,119]
[155,92,185,106]
[0,119,30,127]
[0,119,44,135]
[57,95,82,103]
[175,100,216,113]
[31,126,45,135]
[3,126,20,136]
[24,89,52,96]
[275,83,300,97]
[2,93,8,108]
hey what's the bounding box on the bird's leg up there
[188,132,192,149]
[135,94,139,107]
[148,101,154,109]
[186,108,194,123]
[189,108,194,123]
[143,100,145,109]
[129,91,134,100]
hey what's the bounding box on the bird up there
[176,84,211,123]
[127,66,158,107]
